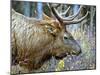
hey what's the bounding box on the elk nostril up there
[79,49,82,53]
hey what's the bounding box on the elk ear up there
[45,24,58,36]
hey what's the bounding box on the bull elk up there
[11,3,88,72]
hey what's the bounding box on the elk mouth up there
[54,49,81,60]
[55,53,67,60]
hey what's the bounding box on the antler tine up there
[60,6,83,21]
[48,3,63,23]
[60,6,71,16]
[63,11,88,25]
[52,4,61,8]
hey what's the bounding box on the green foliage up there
[55,59,65,71]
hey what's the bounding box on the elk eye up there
[64,36,68,40]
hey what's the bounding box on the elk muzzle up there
[66,39,82,56]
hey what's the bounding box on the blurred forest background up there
[11,1,96,74]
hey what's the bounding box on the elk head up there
[43,4,88,59]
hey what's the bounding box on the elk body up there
[11,4,88,71]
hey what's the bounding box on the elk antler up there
[48,3,88,25]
